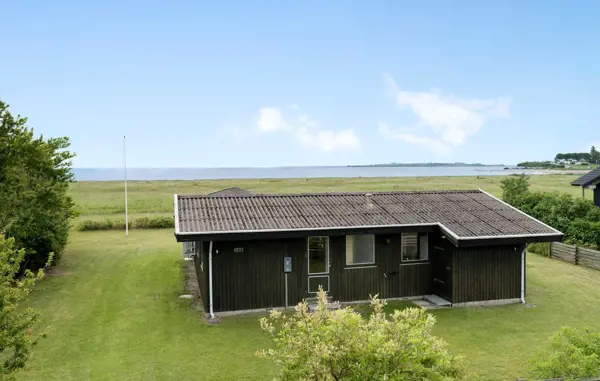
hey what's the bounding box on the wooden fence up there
[549,242,600,271]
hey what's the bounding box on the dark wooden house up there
[571,167,600,206]
[173,189,563,316]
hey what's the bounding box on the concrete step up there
[424,294,452,307]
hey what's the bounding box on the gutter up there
[208,241,215,320]
[521,244,527,304]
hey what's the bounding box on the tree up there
[500,174,530,206]
[530,326,600,381]
[0,100,76,270]
[0,235,49,380]
[257,289,464,381]
[591,146,600,165]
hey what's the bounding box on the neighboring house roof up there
[205,187,255,197]
[571,167,600,187]
[174,189,563,246]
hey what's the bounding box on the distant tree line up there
[554,146,600,164]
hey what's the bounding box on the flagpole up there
[124,135,129,236]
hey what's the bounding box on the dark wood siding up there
[192,242,209,312]
[452,245,523,304]
[211,239,306,312]
[399,264,432,296]
[206,233,434,312]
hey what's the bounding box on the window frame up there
[401,232,429,263]
[345,234,376,266]
[307,236,330,275]
[307,275,330,293]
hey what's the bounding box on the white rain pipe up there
[521,245,527,304]
[208,241,215,319]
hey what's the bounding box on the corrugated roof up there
[206,187,255,197]
[571,167,600,187]
[174,189,562,241]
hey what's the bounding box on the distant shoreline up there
[348,163,505,168]
[72,165,591,182]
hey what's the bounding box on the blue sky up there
[2,1,599,168]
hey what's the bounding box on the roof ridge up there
[178,189,482,199]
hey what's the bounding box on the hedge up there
[501,175,600,249]
[77,216,174,231]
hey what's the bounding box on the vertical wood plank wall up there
[205,234,432,312]
[452,245,523,304]
[193,242,209,312]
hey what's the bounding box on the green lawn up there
[20,229,600,381]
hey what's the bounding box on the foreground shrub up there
[531,326,600,380]
[257,289,464,381]
[0,235,49,379]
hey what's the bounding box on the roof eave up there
[174,223,440,243]
[455,233,564,248]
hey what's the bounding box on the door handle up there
[434,278,446,284]
[446,266,451,271]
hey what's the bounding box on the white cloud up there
[255,106,361,152]
[378,121,451,154]
[296,126,361,152]
[381,74,510,153]
[257,107,290,132]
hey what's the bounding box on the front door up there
[307,236,330,297]
[432,242,453,302]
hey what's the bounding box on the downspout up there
[521,244,527,304]
[208,241,215,319]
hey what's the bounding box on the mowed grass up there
[21,230,275,381]
[21,229,600,381]
[70,174,589,220]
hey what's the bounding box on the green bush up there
[528,243,550,256]
[257,289,464,380]
[501,175,600,249]
[566,219,600,249]
[0,235,49,379]
[531,326,600,380]
[0,100,76,271]
[134,216,174,229]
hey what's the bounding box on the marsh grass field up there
[17,174,600,380]
[70,174,589,222]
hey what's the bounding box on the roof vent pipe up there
[365,193,373,207]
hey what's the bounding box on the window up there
[402,233,429,261]
[308,236,329,274]
[346,234,375,265]
[308,276,330,293]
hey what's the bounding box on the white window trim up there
[345,234,376,266]
[307,236,330,275]
[308,275,330,293]
[401,232,428,262]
